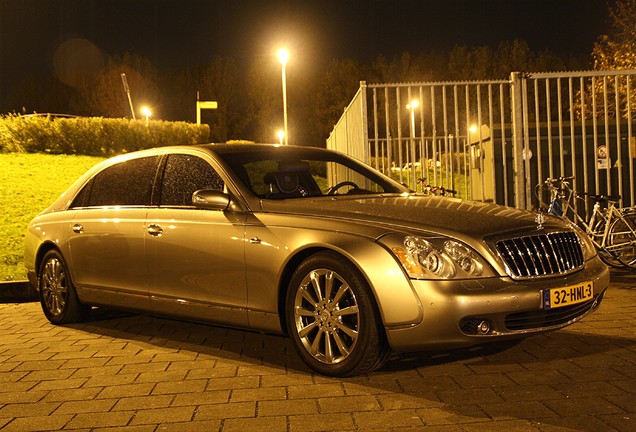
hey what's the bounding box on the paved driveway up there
[0,271,634,431]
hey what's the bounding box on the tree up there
[312,59,365,145]
[587,0,636,119]
[75,53,160,118]
[244,56,281,143]
[196,57,245,142]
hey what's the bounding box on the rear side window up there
[85,156,160,207]
[159,154,224,206]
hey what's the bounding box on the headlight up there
[383,234,494,280]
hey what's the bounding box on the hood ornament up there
[535,211,546,230]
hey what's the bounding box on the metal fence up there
[326,70,636,215]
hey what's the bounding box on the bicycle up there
[417,178,457,197]
[537,176,636,270]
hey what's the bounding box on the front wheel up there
[285,252,390,377]
[39,250,89,324]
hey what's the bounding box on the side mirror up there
[192,189,230,210]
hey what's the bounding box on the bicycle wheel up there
[591,219,624,268]
[608,212,636,269]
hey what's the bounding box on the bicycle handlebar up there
[543,176,575,185]
[574,191,621,203]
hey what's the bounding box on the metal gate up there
[327,70,636,213]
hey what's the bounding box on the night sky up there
[0,0,613,104]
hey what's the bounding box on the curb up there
[0,280,38,303]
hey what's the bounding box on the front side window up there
[85,156,160,207]
[238,156,398,199]
[159,154,224,206]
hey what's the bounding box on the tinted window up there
[69,179,93,208]
[160,154,224,206]
[87,156,159,207]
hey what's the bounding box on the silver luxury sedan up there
[25,144,610,376]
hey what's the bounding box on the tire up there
[285,251,390,377]
[38,250,89,324]
[607,212,636,270]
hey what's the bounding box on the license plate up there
[543,281,594,310]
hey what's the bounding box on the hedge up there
[0,114,211,156]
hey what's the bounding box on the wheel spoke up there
[332,305,359,317]
[334,321,358,339]
[331,282,350,305]
[299,285,318,305]
[295,306,316,317]
[324,331,334,363]
[324,272,335,301]
[331,329,352,357]
[298,319,318,338]
[309,271,324,302]
[310,328,325,356]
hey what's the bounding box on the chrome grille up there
[495,231,584,278]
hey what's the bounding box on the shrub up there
[0,114,210,156]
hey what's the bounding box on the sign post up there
[196,93,218,125]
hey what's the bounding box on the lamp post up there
[278,49,289,145]
[141,106,151,126]
[406,100,419,189]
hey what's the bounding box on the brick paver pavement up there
[0,270,634,431]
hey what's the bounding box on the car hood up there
[259,194,558,238]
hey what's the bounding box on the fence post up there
[510,72,526,209]
[359,81,369,164]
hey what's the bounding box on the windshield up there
[216,147,408,199]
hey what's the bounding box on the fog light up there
[477,320,491,335]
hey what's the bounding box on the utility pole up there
[121,73,136,119]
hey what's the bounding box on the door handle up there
[147,224,163,237]
[72,224,84,234]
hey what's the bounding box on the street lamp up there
[277,129,284,145]
[278,48,289,145]
[141,106,151,126]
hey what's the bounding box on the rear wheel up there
[608,212,636,269]
[39,250,89,324]
[285,252,390,377]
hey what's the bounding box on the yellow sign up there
[198,101,218,109]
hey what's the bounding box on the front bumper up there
[385,257,610,352]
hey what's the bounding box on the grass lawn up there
[1,153,104,281]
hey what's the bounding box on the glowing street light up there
[406,100,419,136]
[278,48,289,145]
[406,100,419,189]
[277,129,285,145]
[141,106,151,126]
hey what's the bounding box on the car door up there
[146,153,249,327]
[68,155,161,311]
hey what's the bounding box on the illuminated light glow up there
[277,48,289,65]
[469,124,478,133]
[406,100,419,110]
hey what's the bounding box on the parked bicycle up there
[536,176,636,270]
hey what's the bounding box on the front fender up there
[245,220,423,328]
